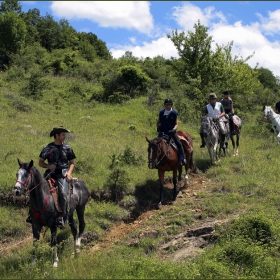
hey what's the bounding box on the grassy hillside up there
[1,72,280,278]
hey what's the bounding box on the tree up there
[0,11,26,59]
[167,20,213,88]
[0,0,22,14]
[256,67,277,90]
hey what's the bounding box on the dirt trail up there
[1,172,230,261]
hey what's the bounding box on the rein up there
[156,139,171,165]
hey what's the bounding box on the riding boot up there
[230,118,236,135]
[178,144,187,165]
[26,215,32,224]
[200,133,205,148]
[222,134,226,148]
[57,194,67,229]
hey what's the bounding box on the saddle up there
[47,178,77,213]
[48,178,62,213]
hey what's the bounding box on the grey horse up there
[201,116,230,164]
[229,114,242,156]
[12,159,91,267]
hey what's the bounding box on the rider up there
[220,90,236,134]
[156,98,187,166]
[26,126,76,229]
[200,93,226,148]
[275,101,280,114]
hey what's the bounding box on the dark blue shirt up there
[39,142,76,176]
[158,109,178,134]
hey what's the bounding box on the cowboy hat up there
[209,93,217,99]
[50,126,70,137]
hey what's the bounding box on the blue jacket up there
[158,109,178,133]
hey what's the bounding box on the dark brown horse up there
[146,130,196,209]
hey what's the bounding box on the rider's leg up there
[57,177,69,228]
[199,126,205,148]
[219,121,227,148]
[172,132,187,165]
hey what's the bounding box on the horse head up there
[13,159,34,196]
[201,116,212,138]
[264,105,273,120]
[146,137,161,169]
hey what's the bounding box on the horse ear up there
[145,137,151,143]
[17,158,22,167]
[28,160,34,170]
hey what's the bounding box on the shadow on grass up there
[123,178,184,224]
[195,158,212,173]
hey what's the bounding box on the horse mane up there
[31,165,44,183]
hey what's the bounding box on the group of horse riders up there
[25,93,235,227]
[157,91,236,165]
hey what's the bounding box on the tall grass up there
[2,73,280,278]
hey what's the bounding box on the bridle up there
[15,168,42,194]
[148,138,170,167]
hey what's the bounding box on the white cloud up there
[171,2,226,32]
[257,9,280,35]
[50,1,154,34]
[110,36,178,59]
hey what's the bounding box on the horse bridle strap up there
[30,194,49,226]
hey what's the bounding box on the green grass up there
[3,73,280,278]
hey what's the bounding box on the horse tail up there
[189,151,197,173]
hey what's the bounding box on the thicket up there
[0,1,279,118]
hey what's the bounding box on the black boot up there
[221,134,226,148]
[200,133,205,148]
[26,216,32,224]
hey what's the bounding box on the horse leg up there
[230,135,236,156]
[68,213,78,256]
[172,169,178,201]
[75,205,87,255]
[31,223,41,265]
[158,170,164,209]
[178,164,182,182]
[50,227,58,267]
[235,134,240,155]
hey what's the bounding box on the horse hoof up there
[157,203,162,210]
[53,261,58,268]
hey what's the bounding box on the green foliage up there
[22,66,49,99]
[104,168,131,202]
[0,11,26,56]
[102,65,152,103]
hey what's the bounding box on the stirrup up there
[181,159,187,166]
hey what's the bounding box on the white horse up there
[201,116,229,165]
[264,105,280,145]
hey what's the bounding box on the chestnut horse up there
[146,130,196,209]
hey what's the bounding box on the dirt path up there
[1,172,231,261]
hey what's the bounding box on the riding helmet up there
[223,91,229,95]
[164,98,173,105]
[209,93,217,99]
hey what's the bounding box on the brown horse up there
[146,130,196,209]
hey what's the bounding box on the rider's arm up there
[39,157,56,170]
[65,159,75,181]
[231,100,234,114]
[216,104,225,120]
[173,117,178,130]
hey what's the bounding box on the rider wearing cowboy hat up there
[157,98,187,166]
[26,126,76,229]
[200,93,226,148]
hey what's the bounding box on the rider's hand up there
[48,163,56,170]
[168,129,176,134]
[65,173,72,182]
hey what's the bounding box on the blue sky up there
[20,1,280,77]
